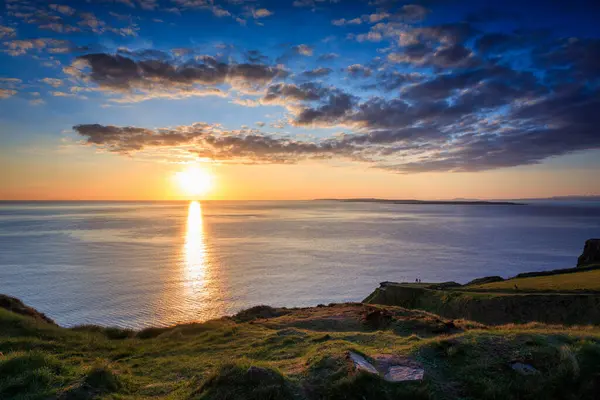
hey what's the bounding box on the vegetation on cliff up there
[1,298,600,399]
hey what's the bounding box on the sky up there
[0,0,599,200]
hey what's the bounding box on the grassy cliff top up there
[1,299,600,400]
[467,269,600,292]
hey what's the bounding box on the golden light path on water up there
[173,200,224,324]
[185,201,207,293]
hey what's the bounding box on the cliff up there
[363,283,600,325]
[578,239,600,267]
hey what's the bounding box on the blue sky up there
[1,0,599,199]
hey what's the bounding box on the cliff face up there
[363,284,600,326]
[578,239,600,267]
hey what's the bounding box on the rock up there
[578,239,600,267]
[348,352,379,375]
[373,354,425,382]
[511,362,539,375]
[384,365,425,382]
[362,308,393,329]
[350,353,425,383]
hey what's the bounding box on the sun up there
[175,166,214,197]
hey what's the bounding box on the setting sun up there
[175,166,214,197]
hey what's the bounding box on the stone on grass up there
[374,354,425,382]
[511,362,539,375]
[348,352,379,375]
[349,352,425,383]
[384,365,425,382]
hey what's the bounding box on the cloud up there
[293,0,338,8]
[300,67,333,78]
[248,8,273,19]
[0,25,17,39]
[3,38,73,56]
[317,52,339,61]
[73,77,600,172]
[292,44,313,56]
[332,18,362,26]
[41,78,64,87]
[73,122,349,162]
[346,64,372,78]
[277,44,314,63]
[66,52,288,102]
[49,4,76,16]
[39,22,81,33]
[0,89,18,99]
[393,4,430,23]
[262,82,335,104]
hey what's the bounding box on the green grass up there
[469,269,600,292]
[1,302,600,399]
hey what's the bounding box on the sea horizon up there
[2,200,599,329]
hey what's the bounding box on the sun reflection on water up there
[184,201,208,295]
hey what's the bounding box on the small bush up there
[136,326,171,339]
[72,325,135,340]
[190,363,296,400]
[0,351,69,398]
[234,306,286,322]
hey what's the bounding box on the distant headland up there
[315,198,525,206]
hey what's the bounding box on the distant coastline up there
[316,198,525,206]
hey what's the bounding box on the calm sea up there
[0,200,599,328]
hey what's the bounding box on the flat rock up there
[348,352,378,375]
[384,365,425,382]
[511,362,539,375]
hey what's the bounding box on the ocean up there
[0,200,599,328]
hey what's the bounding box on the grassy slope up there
[2,303,600,400]
[468,269,600,292]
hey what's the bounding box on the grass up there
[468,269,600,292]
[1,300,600,399]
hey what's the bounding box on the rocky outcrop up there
[578,239,600,267]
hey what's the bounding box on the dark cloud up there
[73,79,600,172]
[68,52,288,100]
[317,52,339,61]
[300,67,333,78]
[73,123,350,162]
[245,49,269,64]
[293,90,358,126]
[346,64,372,78]
[364,70,423,92]
[262,82,333,103]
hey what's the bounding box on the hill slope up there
[1,298,600,399]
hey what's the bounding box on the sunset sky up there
[1,0,599,200]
